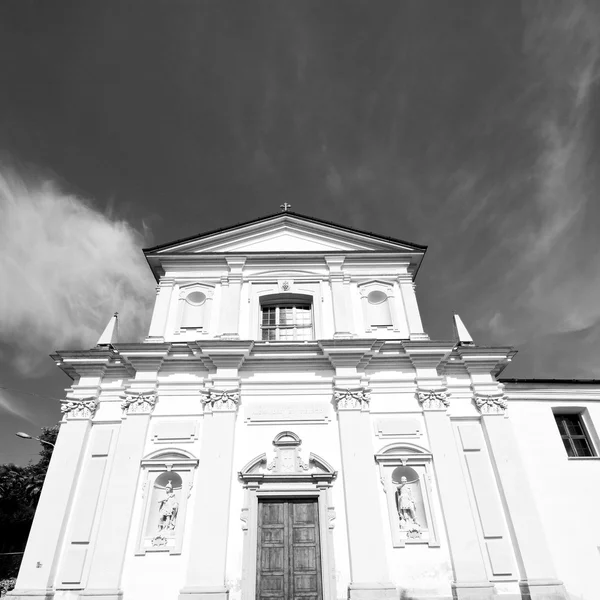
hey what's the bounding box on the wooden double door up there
[256,499,323,600]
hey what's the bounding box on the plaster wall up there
[369,394,455,597]
[507,399,600,600]
[119,398,205,600]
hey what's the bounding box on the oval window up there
[367,290,387,305]
[186,291,206,306]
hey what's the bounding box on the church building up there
[9,211,600,600]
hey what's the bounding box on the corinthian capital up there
[201,388,240,412]
[474,393,508,414]
[121,391,157,414]
[416,388,450,411]
[61,397,99,419]
[333,387,371,411]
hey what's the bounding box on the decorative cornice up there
[474,393,508,414]
[333,387,371,410]
[121,391,158,414]
[201,388,240,412]
[416,388,450,411]
[61,397,99,419]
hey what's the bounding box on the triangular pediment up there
[145,212,426,256]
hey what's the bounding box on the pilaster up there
[325,256,354,338]
[217,257,246,339]
[332,382,395,600]
[79,390,157,600]
[476,405,567,599]
[397,275,428,341]
[458,344,567,599]
[179,386,240,600]
[146,278,176,342]
[406,342,495,600]
[9,403,96,600]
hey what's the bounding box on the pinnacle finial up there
[452,313,474,345]
[280,202,292,212]
[97,312,119,346]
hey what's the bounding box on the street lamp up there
[15,432,55,448]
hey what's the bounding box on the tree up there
[0,426,58,582]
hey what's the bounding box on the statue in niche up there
[395,476,422,536]
[157,480,179,534]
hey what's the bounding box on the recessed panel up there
[293,527,316,544]
[292,503,315,523]
[293,547,316,570]
[262,528,285,545]
[294,574,318,592]
[261,547,284,572]
[486,538,514,576]
[262,503,285,525]
[60,545,88,584]
[261,575,285,592]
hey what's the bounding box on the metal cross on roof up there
[280,202,292,212]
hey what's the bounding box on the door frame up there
[239,449,337,600]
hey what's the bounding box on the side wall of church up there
[506,392,600,600]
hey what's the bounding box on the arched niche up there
[358,280,400,334]
[176,283,214,334]
[135,448,198,555]
[375,442,440,548]
[238,432,337,600]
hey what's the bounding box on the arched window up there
[260,293,313,341]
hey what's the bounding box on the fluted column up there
[334,387,395,600]
[80,391,157,600]
[476,396,568,600]
[179,388,240,600]
[9,400,97,599]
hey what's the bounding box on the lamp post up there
[15,432,55,448]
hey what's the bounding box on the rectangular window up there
[261,303,313,341]
[554,413,596,457]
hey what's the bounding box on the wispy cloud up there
[0,387,35,423]
[484,1,600,343]
[0,165,156,376]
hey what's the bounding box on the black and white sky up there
[1,1,599,464]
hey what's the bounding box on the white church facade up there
[9,211,600,600]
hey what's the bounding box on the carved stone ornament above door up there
[238,431,337,486]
